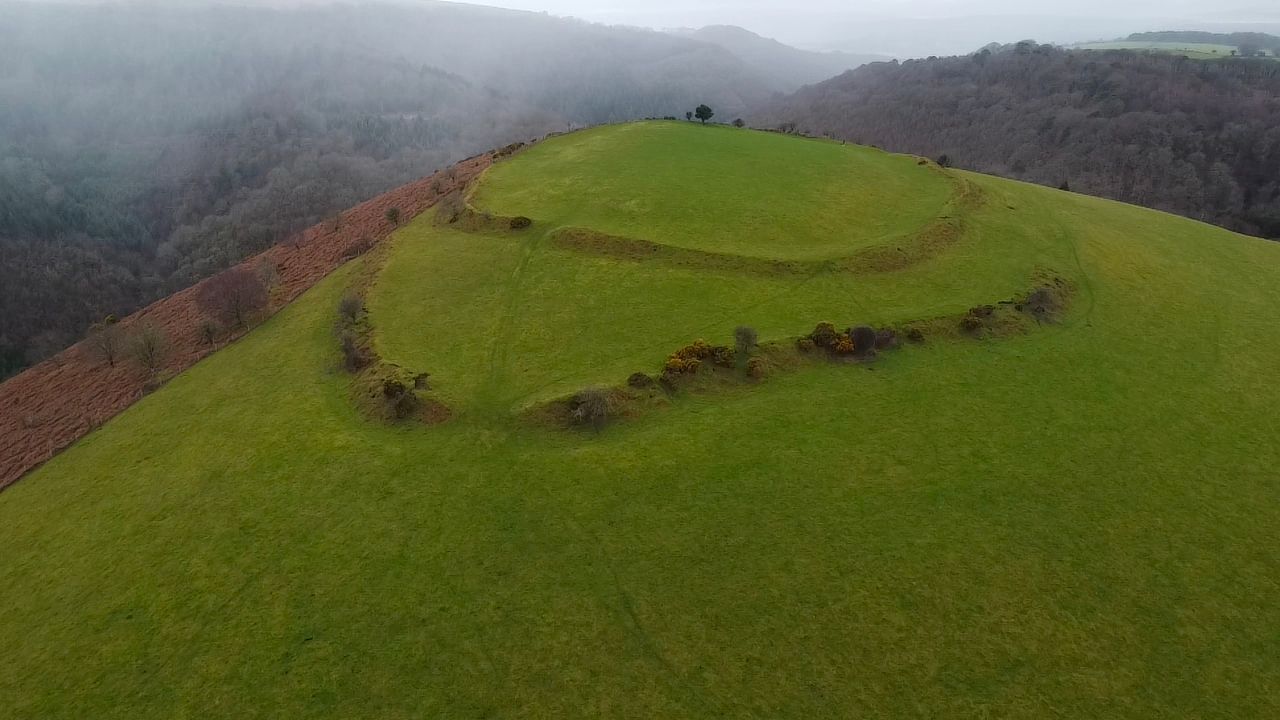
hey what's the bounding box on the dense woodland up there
[0,1,781,377]
[760,46,1280,243]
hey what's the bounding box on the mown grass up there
[2,122,1279,719]
[471,121,954,260]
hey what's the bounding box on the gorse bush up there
[710,345,735,368]
[809,322,838,349]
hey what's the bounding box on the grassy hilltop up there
[2,121,1278,718]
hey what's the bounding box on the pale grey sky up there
[473,0,1280,55]
[18,0,1280,56]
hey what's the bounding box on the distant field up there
[1076,40,1276,59]
[3,121,1279,718]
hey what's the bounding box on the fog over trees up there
[759,45,1280,241]
[0,0,784,377]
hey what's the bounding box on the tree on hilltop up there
[695,104,714,124]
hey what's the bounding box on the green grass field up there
[3,121,1279,718]
[1076,41,1277,60]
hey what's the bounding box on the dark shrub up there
[969,305,995,318]
[732,118,746,128]
[875,328,897,350]
[851,326,877,355]
[385,207,402,226]
[796,336,816,352]
[383,378,407,398]
[392,391,420,419]
[906,328,925,343]
[809,322,838,349]
[510,216,533,230]
[1019,287,1061,320]
[959,315,984,333]
[381,377,419,419]
[198,319,220,346]
[710,346,735,368]
[414,373,431,390]
[571,387,612,430]
[628,372,655,388]
[338,293,364,324]
[340,332,368,372]
[746,356,768,379]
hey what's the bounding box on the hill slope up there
[0,0,775,377]
[674,25,888,90]
[2,122,1279,718]
[757,46,1280,240]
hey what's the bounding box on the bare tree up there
[198,266,269,329]
[86,319,125,367]
[131,323,168,374]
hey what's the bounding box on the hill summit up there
[2,121,1278,718]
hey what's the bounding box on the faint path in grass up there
[474,229,542,413]
[536,485,726,718]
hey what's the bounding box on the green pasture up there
[2,121,1278,719]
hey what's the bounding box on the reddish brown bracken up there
[0,153,493,492]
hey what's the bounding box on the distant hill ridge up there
[674,25,889,90]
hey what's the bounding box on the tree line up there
[758,45,1280,241]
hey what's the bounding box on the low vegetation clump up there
[569,387,612,430]
[338,293,364,324]
[382,377,420,420]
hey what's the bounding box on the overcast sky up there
[479,0,1280,55]
[18,1,1280,56]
